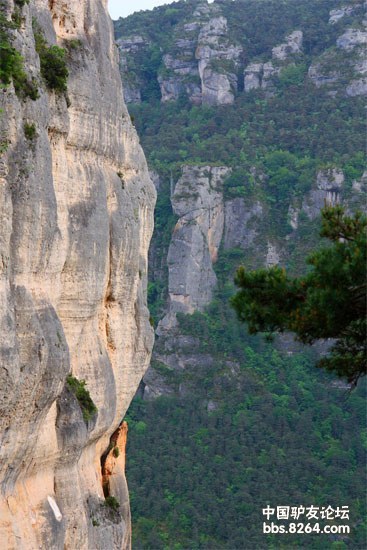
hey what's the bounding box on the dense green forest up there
[127,353,366,549]
[115,0,366,548]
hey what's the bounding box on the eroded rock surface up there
[302,168,344,220]
[244,30,303,93]
[117,2,242,106]
[158,166,228,332]
[309,13,367,97]
[0,1,155,548]
[196,16,242,105]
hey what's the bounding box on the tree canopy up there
[231,206,367,385]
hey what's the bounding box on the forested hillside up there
[114,1,366,548]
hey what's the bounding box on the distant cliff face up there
[0,1,155,548]
[113,0,365,402]
[158,166,228,332]
[141,161,366,399]
[115,0,366,106]
[116,1,242,106]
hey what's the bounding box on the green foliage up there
[66,38,82,50]
[232,206,367,384]
[14,0,29,7]
[223,167,256,199]
[66,375,97,422]
[277,63,308,88]
[0,136,9,154]
[118,2,367,547]
[262,150,316,223]
[0,13,38,99]
[23,121,36,140]
[104,496,120,512]
[126,354,366,549]
[33,23,68,92]
[11,8,22,29]
[113,446,120,458]
[343,151,365,186]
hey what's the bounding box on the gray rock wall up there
[0,1,155,548]
[118,2,242,106]
[309,11,367,97]
[158,166,228,333]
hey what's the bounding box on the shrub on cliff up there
[67,375,98,422]
[0,13,38,99]
[33,23,68,92]
[104,496,120,512]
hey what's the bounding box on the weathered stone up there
[0,1,155,548]
[272,30,303,60]
[308,62,340,88]
[223,199,263,249]
[346,77,367,96]
[196,15,242,105]
[302,168,344,220]
[352,170,367,193]
[244,30,302,93]
[309,23,367,97]
[117,35,149,104]
[288,204,300,230]
[336,28,367,50]
[244,63,263,91]
[329,5,359,24]
[158,165,229,332]
[266,243,281,267]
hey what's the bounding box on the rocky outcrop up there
[329,4,361,24]
[243,63,263,92]
[0,1,155,549]
[336,28,367,50]
[158,13,242,105]
[223,199,263,249]
[244,31,303,93]
[117,35,148,103]
[352,169,367,193]
[158,165,229,332]
[196,16,242,105]
[309,17,367,96]
[271,30,303,61]
[102,422,129,507]
[266,242,281,267]
[117,2,242,106]
[302,168,344,220]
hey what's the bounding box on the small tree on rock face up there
[33,23,68,93]
[231,206,366,386]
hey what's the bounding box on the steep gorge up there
[113,3,366,547]
[0,1,155,548]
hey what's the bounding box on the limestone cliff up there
[158,166,228,333]
[116,0,243,106]
[244,30,304,94]
[139,159,364,399]
[0,1,156,548]
[308,3,367,97]
[116,0,366,105]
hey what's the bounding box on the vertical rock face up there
[196,16,242,105]
[117,1,242,106]
[244,30,303,93]
[158,166,228,332]
[308,5,367,97]
[0,1,156,549]
[302,168,344,220]
[223,199,263,250]
[116,35,148,104]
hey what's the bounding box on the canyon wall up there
[116,0,366,106]
[0,1,156,548]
